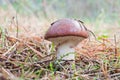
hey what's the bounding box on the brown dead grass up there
[0,33,120,80]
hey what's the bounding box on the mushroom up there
[45,18,89,62]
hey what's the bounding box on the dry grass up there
[0,28,120,80]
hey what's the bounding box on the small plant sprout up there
[45,18,89,63]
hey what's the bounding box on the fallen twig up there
[2,41,19,57]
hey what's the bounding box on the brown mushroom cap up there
[45,19,89,40]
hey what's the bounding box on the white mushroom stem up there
[48,36,84,62]
[56,41,75,61]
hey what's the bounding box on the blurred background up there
[0,0,120,38]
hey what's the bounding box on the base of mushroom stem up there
[56,41,76,61]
